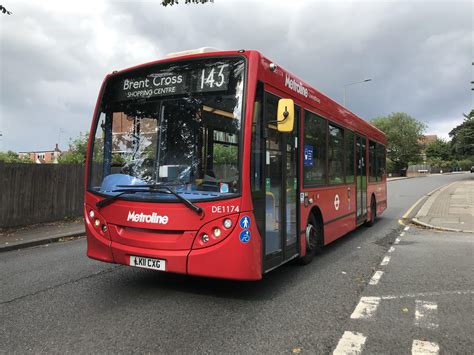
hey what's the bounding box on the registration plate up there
[129,255,166,271]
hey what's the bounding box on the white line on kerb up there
[415,300,438,329]
[411,339,439,355]
[400,232,405,237]
[404,226,410,231]
[381,256,391,266]
[350,297,381,319]
[333,331,367,355]
[369,271,384,285]
[394,237,401,245]
[388,246,395,253]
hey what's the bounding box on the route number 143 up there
[198,64,230,92]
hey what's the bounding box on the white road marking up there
[388,246,395,253]
[415,300,438,329]
[369,271,384,285]
[400,232,405,237]
[333,331,367,355]
[411,339,439,355]
[350,297,381,319]
[380,256,391,266]
[404,226,410,231]
[379,289,474,300]
[394,237,401,244]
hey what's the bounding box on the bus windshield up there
[88,57,245,201]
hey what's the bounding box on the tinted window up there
[303,111,326,186]
[328,124,344,184]
[376,143,386,181]
[345,130,355,184]
[369,140,377,182]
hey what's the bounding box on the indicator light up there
[94,219,100,227]
[89,210,95,219]
[102,225,107,232]
[213,228,221,237]
[223,219,232,229]
[201,234,209,243]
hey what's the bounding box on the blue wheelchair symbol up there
[239,230,251,244]
[239,216,250,229]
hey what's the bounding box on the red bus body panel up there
[85,49,387,280]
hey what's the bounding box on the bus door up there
[356,135,367,224]
[263,92,299,271]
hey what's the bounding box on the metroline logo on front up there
[127,211,169,224]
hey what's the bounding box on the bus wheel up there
[298,214,321,265]
[366,196,376,227]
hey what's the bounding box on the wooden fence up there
[0,163,85,228]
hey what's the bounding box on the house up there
[18,144,62,164]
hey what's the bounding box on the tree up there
[0,151,33,163]
[425,138,451,161]
[58,133,89,164]
[161,0,213,6]
[371,112,427,172]
[449,110,474,159]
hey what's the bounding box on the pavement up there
[413,178,474,233]
[0,174,471,253]
[0,218,85,252]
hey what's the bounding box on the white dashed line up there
[380,256,391,266]
[394,237,401,245]
[350,297,381,319]
[369,270,384,285]
[380,289,474,300]
[415,300,438,329]
[411,339,439,355]
[388,246,395,253]
[404,226,410,231]
[400,232,405,237]
[333,331,367,355]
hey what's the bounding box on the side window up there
[345,130,355,184]
[369,140,377,182]
[328,124,344,184]
[376,143,386,181]
[303,110,327,186]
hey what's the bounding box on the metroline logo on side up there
[127,211,169,224]
[285,75,309,98]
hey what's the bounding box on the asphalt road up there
[1,173,471,354]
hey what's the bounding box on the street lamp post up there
[343,79,372,107]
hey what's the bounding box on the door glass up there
[265,95,282,255]
[356,135,367,220]
[285,108,298,246]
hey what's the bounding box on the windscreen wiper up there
[96,185,203,216]
[156,186,203,216]
[96,189,148,209]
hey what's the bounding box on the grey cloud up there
[0,0,471,151]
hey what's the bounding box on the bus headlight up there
[89,210,95,219]
[192,214,239,249]
[223,218,232,229]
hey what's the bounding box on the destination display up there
[114,62,231,102]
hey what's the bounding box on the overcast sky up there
[0,0,472,152]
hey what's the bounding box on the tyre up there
[298,214,321,265]
[366,196,376,227]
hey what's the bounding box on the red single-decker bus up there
[85,48,387,280]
